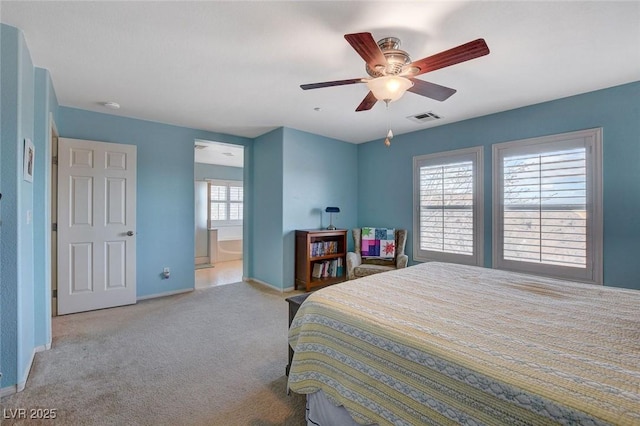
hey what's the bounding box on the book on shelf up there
[336,257,343,277]
[309,240,339,257]
[312,257,344,280]
[312,262,323,278]
[311,260,332,278]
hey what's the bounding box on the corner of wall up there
[0,21,53,392]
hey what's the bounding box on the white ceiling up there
[194,140,244,167]
[1,1,639,145]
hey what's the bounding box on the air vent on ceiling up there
[407,111,442,123]
[194,144,208,150]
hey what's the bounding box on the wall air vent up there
[407,111,442,123]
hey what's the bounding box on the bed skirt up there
[307,390,376,426]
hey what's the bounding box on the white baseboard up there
[0,384,18,397]
[246,277,286,292]
[1,341,48,397]
[17,347,37,392]
[137,288,193,301]
[19,343,47,392]
[35,344,49,353]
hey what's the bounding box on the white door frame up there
[50,116,58,318]
[193,140,246,283]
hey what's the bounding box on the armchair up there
[346,228,408,280]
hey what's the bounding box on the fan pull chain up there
[384,100,393,147]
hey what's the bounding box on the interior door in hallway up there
[57,138,137,315]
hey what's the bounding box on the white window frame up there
[492,128,603,284]
[208,179,243,227]
[413,146,484,266]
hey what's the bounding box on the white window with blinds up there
[492,128,602,284]
[413,146,484,266]
[209,180,243,227]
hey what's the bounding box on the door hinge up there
[52,223,57,232]
[52,156,58,165]
[52,289,57,298]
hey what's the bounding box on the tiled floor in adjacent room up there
[195,260,243,289]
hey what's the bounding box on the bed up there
[287,262,640,425]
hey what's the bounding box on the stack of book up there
[311,257,344,279]
[309,241,338,257]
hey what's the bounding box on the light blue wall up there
[282,128,358,288]
[358,81,640,290]
[1,22,22,391]
[17,27,36,391]
[0,26,3,389]
[33,68,57,348]
[249,127,357,290]
[58,107,252,298]
[194,162,243,181]
[0,24,37,390]
[251,128,284,287]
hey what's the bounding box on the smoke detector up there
[101,101,120,110]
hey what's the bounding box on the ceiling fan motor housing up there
[366,37,412,77]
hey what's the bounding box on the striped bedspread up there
[287,262,640,425]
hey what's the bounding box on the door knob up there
[126,231,134,236]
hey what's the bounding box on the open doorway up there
[194,140,244,288]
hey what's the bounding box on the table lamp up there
[325,207,340,230]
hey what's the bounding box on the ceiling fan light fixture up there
[367,76,413,102]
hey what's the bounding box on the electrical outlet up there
[163,267,170,279]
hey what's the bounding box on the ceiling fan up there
[301,33,490,112]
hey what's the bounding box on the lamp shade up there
[366,76,413,102]
[325,207,340,213]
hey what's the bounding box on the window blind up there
[209,181,243,223]
[419,161,474,255]
[210,184,228,221]
[228,185,243,221]
[502,147,586,267]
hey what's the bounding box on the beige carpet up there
[1,281,306,425]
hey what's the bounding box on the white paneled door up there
[57,138,136,315]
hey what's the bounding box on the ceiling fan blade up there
[408,79,457,101]
[300,78,363,90]
[345,32,387,71]
[356,91,378,112]
[408,38,489,76]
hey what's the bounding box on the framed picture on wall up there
[23,138,35,183]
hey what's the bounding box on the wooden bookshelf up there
[295,229,347,292]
